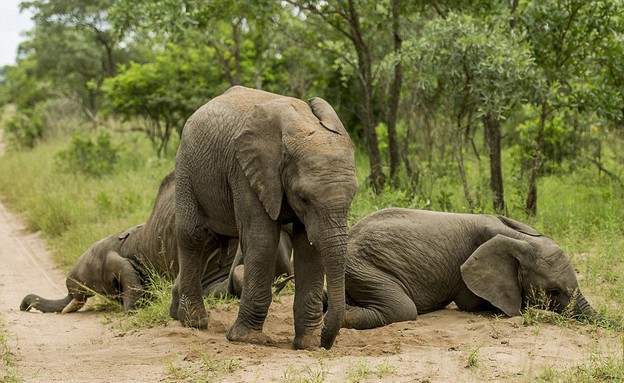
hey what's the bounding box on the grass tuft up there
[535,336,624,382]
[375,358,398,378]
[164,350,243,382]
[466,346,480,369]
[279,357,328,383]
[0,319,22,383]
[346,359,371,382]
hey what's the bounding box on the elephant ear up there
[118,224,144,240]
[460,234,536,317]
[497,216,542,237]
[233,101,286,221]
[308,97,349,136]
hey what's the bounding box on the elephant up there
[171,85,357,350]
[341,208,605,329]
[20,170,294,314]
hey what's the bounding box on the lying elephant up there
[342,208,605,329]
[20,171,293,314]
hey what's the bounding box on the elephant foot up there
[174,296,208,328]
[178,308,209,329]
[169,285,208,328]
[226,322,274,346]
[293,327,322,350]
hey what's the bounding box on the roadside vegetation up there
[0,319,21,383]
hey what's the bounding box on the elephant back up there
[134,170,179,278]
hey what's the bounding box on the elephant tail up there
[20,293,74,313]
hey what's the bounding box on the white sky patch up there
[0,0,34,67]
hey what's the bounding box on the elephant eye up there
[300,195,310,205]
[547,288,560,296]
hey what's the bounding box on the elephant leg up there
[229,265,245,298]
[172,210,220,328]
[223,245,244,297]
[226,223,280,344]
[274,229,294,277]
[201,279,230,298]
[292,223,324,350]
[454,285,494,312]
[344,276,417,329]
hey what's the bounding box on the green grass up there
[535,336,624,382]
[165,350,242,383]
[279,357,328,383]
[466,346,480,369]
[374,358,398,378]
[345,359,371,382]
[0,319,22,383]
[0,131,173,271]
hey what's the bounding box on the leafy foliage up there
[55,131,118,177]
[3,110,42,149]
[1,0,624,213]
[101,42,223,156]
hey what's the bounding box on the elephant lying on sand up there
[342,208,605,329]
[20,171,293,314]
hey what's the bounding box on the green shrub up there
[56,132,119,177]
[4,110,42,149]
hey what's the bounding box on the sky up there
[0,0,34,67]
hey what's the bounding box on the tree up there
[110,0,285,89]
[284,0,400,192]
[403,11,535,212]
[102,42,222,156]
[19,0,130,114]
[518,0,621,215]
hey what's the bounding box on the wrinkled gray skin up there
[172,86,357,350]
[343,208,605,329]
[20,171,294,314]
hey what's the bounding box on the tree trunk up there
[526,101,548,216]
[232,20,242,85]
[455,117,475,212]
[361,85,385,192]
[386,0,403,185]
[483,113,505,213]
[402,115,418,190]
[346,0,385,192]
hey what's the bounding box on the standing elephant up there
[342,208,605,329]
[172,86,357,350]
[20,170,293,314]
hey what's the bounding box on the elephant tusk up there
[61,298,85,314]
[309,241,313,246]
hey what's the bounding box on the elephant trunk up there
[571,292,615,325]
[318,226,347,350]
[20,293,74,313]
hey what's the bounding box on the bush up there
[56,132,119,177]
[4,110,42,149]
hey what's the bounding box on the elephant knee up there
[343,305,387,329]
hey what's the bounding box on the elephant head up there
[460,216,601,320]
[20,227,144,313]
[233,94,357,349]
